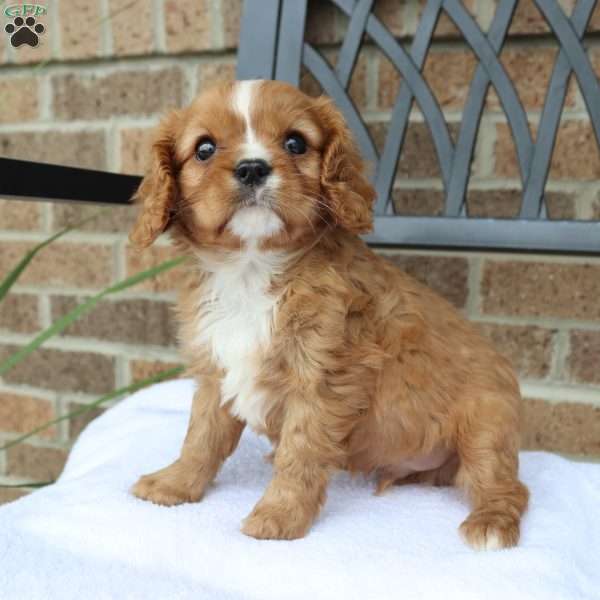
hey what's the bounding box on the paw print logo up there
[5,16,45,48]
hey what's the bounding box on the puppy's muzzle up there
[234,159,272,187]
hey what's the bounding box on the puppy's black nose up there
[234,159,272,187]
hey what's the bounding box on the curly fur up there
[130,80,528,549]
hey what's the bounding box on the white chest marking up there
[195,248,285,429]
[233,80,271,162]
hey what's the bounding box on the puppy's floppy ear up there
[316,97,376,234]
[129,111,181,248]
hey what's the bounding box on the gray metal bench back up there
[236,0,600,254]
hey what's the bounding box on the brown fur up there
[130,80,528,549]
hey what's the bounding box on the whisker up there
[295,194,334,225]
[282,196,334,235]
[272,195,325,237]
[274,198,318,236]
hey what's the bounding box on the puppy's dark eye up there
[284,133,307,155]
[195,137,216,161]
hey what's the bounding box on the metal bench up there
[2,0,599,254]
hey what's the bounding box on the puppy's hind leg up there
[455,403,529,551]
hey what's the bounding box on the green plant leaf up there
[0,256,186,376]
[0,209,109,304]
[0,365,184,453]
[0,481,54,489]
[24,481,52,488]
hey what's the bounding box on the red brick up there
[126,244,184,293]
[51,296,177,346]
[508,0,576,36]
[543,192,576,220]
[0,77,39,123]
[587,47,600,91]
[423,50,478,110]
[299,68,323,98]
[384,254,469,308]
[0,392,55,439]
[164,0,213,53]
[305,0,344,45]
[0,293,39,334]
[0,345,115,395]
[221,0,242,48]
[466,189,575,219]
[377,57,402,111]
[130,359,183,382]
[53,69,184,120]
[368,121,459,178]
[379,50,479,113]
[495,121,600,181]
[392,189,444,216]
[0,130,106,170]
[568,330,600,384]
[120,127,155,175]
[381,0,477,39]
[68,402,105,440]
[522,398,600,455]
[0,29,11,65]
[52,203,137,234]
[482,260,600,320]
[197,60,236,92]
[0,199,42,230]
[494,123,526,179]
[488,47,577,111]
[427,0,478,38]
[589,3,600,33]
[59,0,102,60]
[0,241,113,289]
[550,120,600,180]
[12,41,52,65]
[373,0,408,37]
[477,323,555,379]
[6,444,68,481]
[109,0,154,56]
[347,51,369,110]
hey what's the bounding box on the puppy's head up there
[129,80,375,251]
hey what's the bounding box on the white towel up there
[1,379,599,600]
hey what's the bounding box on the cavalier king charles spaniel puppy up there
[129,79,528,550]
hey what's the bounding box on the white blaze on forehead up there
[232,80,270,162]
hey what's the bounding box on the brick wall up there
[1,0,600,502]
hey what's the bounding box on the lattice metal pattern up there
[237,0,600,253]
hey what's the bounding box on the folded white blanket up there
[1,379,599,600]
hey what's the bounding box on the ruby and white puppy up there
[129,79,528,550]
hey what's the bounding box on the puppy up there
[129,80,528,550]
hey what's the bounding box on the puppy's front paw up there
[242,501,311,540]
[459,509,520,551]
[131,461,205,507]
